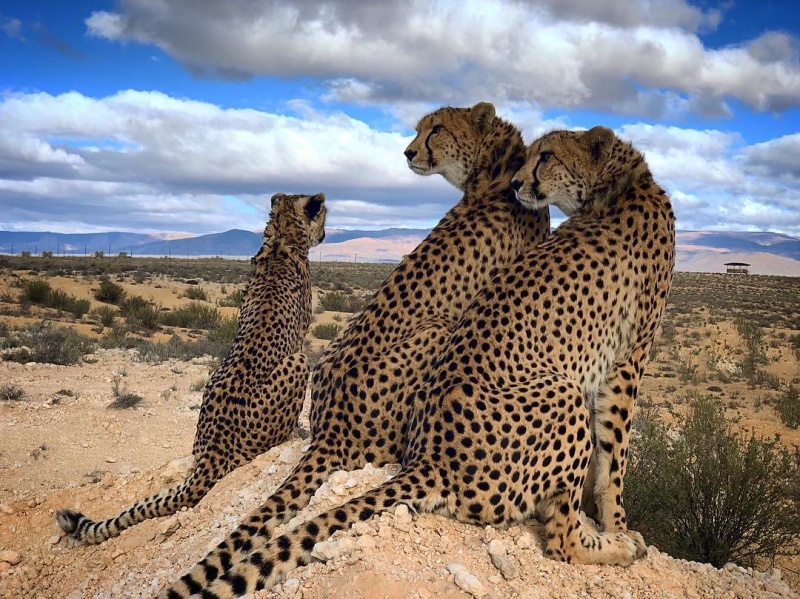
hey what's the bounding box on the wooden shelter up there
[724,262,750,274]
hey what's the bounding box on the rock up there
[159,516,180,537]
[393,503,414,531]
[516,532,533,549]
[0,503,14,515]
[46,535,61,546]
[279,446,298,464]
[311,537,356,561]
[447,563,488,598]
[0,550,21,565]
[105,457,117,463]
[159,455,194,485]
[488,539,507,556]
[351,521,373,536]
[394,503,413,523]
[356,535,376,550]
[282,577,300,598]
[490,552,518,580]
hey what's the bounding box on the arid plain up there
[0,256,798,598]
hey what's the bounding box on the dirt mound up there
[0,351,797,599]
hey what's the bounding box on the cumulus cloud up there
[1,90,798,236]
[615,123,800,234]
[85,0,800,117]
[0,90,459,234]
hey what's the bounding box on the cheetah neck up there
[588,141,649,209]
[463,118,526,202]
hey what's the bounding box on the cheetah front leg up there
[586,343,650,547]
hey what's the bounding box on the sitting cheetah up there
[159,103,550,595]
[56,193,327,544]
[157,126,674,597]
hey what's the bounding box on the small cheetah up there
[56,193,327,544]
[158,102,550,596]
[157,126,673,597]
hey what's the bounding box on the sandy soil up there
[0,352,795,599]
[0,270,798,598]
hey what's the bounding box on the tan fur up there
[512,128,675,534]
[56,193,326,545]
[157,103,550,598]
[156,127,674,598]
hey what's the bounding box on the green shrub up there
[6,321,95,365]
[124,299,162,331]
[218,288,244,308]
[0,384,25,401]
[100,324,140,350]
[160,302,221,330]
[775,385,800,429]
[118,294,150,315]
[47,289,91,319]
[133,334,227,363]
[318,291,367,313]
[94,280,127,304]
[107,375,143,409]
[183,286,209,301]
[626,394,800,568]
[312,322,341,340]
[93,305,118,327]
[22,279,52,304]
[207,315,238,347]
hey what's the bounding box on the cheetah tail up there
[56,452,230,545]
[154,445,340,590]
[158,468,432,599]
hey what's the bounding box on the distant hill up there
[1,228,798,275]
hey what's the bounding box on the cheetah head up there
[511,127,617,216]
[404,102,497,191]
[254,193,327,264]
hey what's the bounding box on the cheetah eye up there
[431,124,444,136]
[539,151,554,164]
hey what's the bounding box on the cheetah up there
[56,192,327,544]
[157,125,674,597]
[158,102,550,595]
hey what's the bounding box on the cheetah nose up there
[510,179,523,192]
[404,149,417,161]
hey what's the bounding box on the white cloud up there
[1,90,798,237]
[84,0,800,117]
[0,90,462,233]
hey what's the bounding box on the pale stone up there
[447,563,488,598]
[516,532,533,549]
[0,551,21,565]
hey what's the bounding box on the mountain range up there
[1,228,798,276]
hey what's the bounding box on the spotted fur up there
[511,127,675,534]
[157,102,550,596]
[56,193,327,544]
[157,126,673,598]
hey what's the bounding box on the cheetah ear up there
[469,102,496,134]
[270,192,286,206]
[581,127,615,162]
[304,193,326,220]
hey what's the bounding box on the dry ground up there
[0,261,798,598]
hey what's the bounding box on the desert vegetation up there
[0,256,799,588]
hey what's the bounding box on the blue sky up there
[1,0,799,236]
